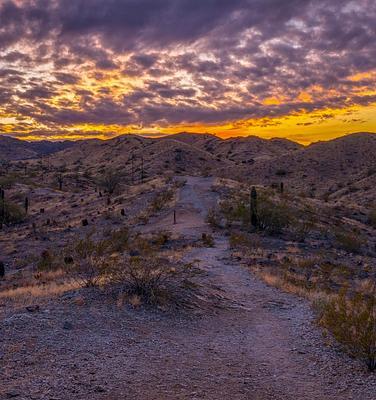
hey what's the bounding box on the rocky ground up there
[1,177,375,399]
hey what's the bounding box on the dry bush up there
[319,286,375,371]
[108,256,201,307]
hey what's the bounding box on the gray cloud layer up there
[0,0,375,135]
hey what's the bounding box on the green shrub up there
[335,230,364,254]
[201,233,214,247]
[219,191,293,234]
[37,250,57,271]
[368,207,376,228]
[257,195,293,234]
[229,232,253,249]
[206,207,222,228]
[0,199,26,225]
[66,236,112,287]
[106,227,130,252]
[319,287,375,371]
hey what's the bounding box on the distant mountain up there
[0,136,75,161]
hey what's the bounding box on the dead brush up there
[107,256,201,308]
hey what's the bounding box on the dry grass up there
[0,280,80,300]
[253,268,334,303]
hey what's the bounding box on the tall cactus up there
[0,188,5,224]
[24,197,29,214]
[250,186,259,229]
[0,261,4,278]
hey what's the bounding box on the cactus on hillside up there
[24,197,29,214]
[250,186,259,229]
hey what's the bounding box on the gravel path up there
[1,177,375,399]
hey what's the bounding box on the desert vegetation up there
[210,177,375,370]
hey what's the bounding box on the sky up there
[0,0,375,145]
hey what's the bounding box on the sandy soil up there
[1,177,375,399]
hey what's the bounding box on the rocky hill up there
[3,132,376,205]
[244,132,376,201]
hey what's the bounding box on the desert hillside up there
[0,136,74,161]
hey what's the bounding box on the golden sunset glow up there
[0,1,375,144]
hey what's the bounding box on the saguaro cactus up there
[24,197,29,214]
[0,188,5,223]
[57,174,63,190]
[250,186,259,229]
[141,156,144,183]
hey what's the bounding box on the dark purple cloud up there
[0,0,375,135]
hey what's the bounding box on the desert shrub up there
[66,236,112,287]
[335,230,364,254]
[219,191,293,234]
[0,199,25,225]
[150,188,174,212]
[368,207,376,228]
[0,173,23,188]
[219,198,248,226]
[108,256,200,307]
[290,221,314,242]
[201,233,214,247]
[37,250,57,271]
[151,231,171,247]
[319,287,375,371]
[229,232,260,249]
[206,207,222,228]
[137,212,150,225]
[257,195,293,234]
[105,227,130,252]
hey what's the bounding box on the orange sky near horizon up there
[1,1,375,145]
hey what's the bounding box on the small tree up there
[250,186,259,229]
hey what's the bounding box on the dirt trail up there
[1,177,374,400]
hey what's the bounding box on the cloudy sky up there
[0,0,375,144]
